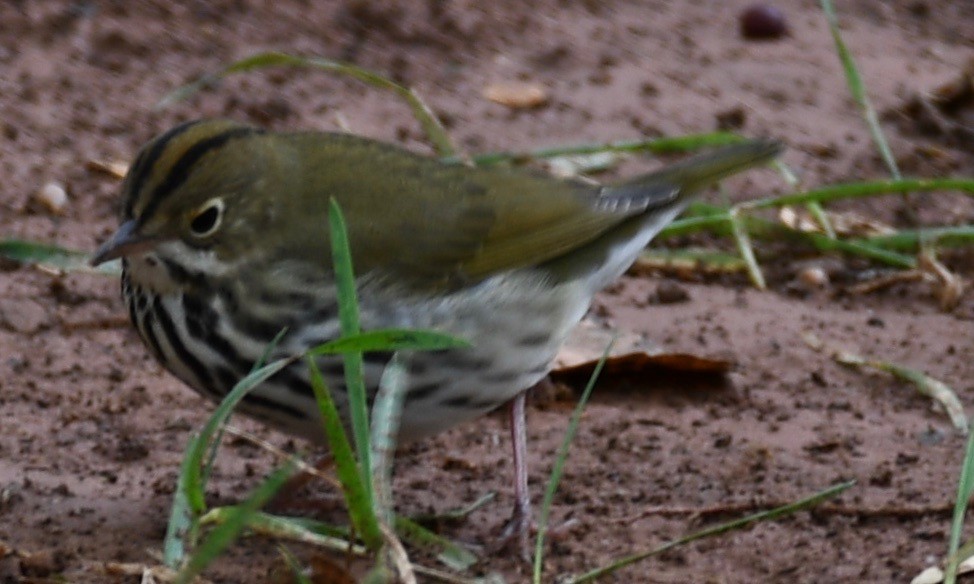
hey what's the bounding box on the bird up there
[91,118,780,554]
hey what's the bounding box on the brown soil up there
[2,1,974,582]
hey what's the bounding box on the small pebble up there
[34,182,68,215]
[0,298,49,333]
[740,4,789,40]
[654,281,691,304]
[797,266,829,288]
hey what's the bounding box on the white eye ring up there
[189,197,225,238]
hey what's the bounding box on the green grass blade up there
[174,464,296,584]
[201,328,291,494]
[307,328,468,356]
[662,202,917,269]
[159,51,455,157]
[945,420,974,584]
[820,0,900,180]
[162,437,202,568]
[370,355,408,527]
[395,516,478,572]
[0,239,120,275]
[836,352,967,433]
[328,198,375,512]
[739,178,974,210]
[162,356,296,568]
[638,248,747,273]
[306,357,383,550]
[728,209,766,290]
[223,511,367,554]
[533,339,614,583]
[567,480,855,583]
[863,226,974,251]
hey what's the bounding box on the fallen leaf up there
[551,319,733,388]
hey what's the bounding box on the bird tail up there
[542,139,783,289]
[604,139,783,206]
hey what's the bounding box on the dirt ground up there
[2,1,974,582]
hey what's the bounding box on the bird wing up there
[294,134,680,290]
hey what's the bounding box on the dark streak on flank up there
[139,126,263,226]
[220,288,289,341]
[123,120,203,219]
[405,380,442,402]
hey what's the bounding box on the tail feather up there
[542,139,783,288]
[601,139,783,211]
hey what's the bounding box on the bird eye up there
[189,198,224,237]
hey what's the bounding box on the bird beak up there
[90,220,158,266]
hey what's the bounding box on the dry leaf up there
[779,206,895,237]
[551,318,732,387]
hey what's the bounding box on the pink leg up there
[499,390,532,560]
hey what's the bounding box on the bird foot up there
[491,502,579,564]
[492,498,533,562]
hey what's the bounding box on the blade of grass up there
[394,516,479,572]
[728,208,766,289]
[163,356,297,568]
[306,357,383,550]
[201,328,291,498]
[174,463,296,584]
[207,511,367,554]
[863,226,974,252]
[533,339,615,583]
[738,178,974,210]
[834,351,967,433]
[328,198,375,514]
[662,203,916,269]
[407,492,496,524]
[307,328,468,356]
[636,248,748,274]
[370,355,408,527]
[0,239,120,275]
[567,480,855,583]
[159,51,455,158]
[945,421,974,584]
[820,0,901,180]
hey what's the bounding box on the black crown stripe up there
[138,125,263,226]
[124,120,203,220]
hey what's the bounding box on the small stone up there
[797,267,828,288]
[716,106,747,130]
[654,281,691,304]
[0,298,48,333]
[34,182,69,215]
[740,4,789,40]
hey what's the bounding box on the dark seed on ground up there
[740,4,789,40]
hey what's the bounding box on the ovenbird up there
[92,119,780,550]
